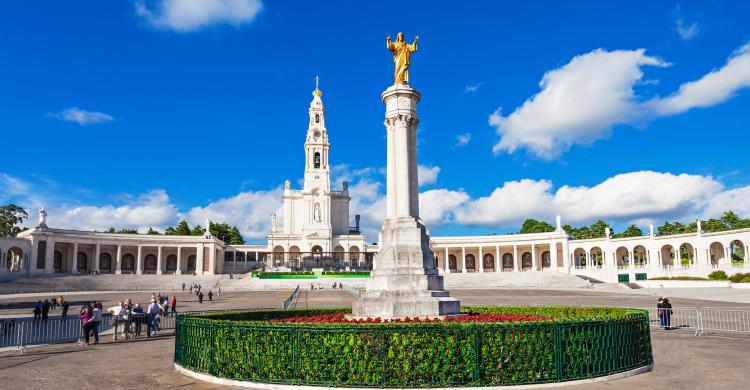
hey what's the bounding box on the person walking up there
[147,299,161,337]
[41,299,51,322]
[198,291,204,304]
[61,300,69,321]
[217,287,221,300]
[90,305,102,344]
[182,282,185,291]
[208,290,213,303]
[133,303,144,337]
[662,298,673,330]
[33,300,42,322]
[657,297,665,329]
[171,295,177,316]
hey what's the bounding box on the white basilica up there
[1,82,749,283]
[264,82,370,270]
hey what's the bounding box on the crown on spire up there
[312,75,323,97]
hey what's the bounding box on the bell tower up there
[303,76,331,193]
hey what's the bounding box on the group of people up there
[185,283,219,304]
[657,297,674,330]
[106,294,177,341]
[310,282,343,290]
[32,296,70,322]
[77,302,104,345]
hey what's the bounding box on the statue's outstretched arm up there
[411,35,419,51]
[386,34,392,50]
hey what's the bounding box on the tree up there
[146,227,160,235]
[228,226,245,245]
[613,224,643,238]
[107,227,116,233]
[174,220,191,235]
[0,204,28,237]
[164,227,176,235]
[191,225,205,236]
[518,219,555,234]
[116,228,138,234]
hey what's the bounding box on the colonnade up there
[432,240,566,273]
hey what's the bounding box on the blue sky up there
[1,1,749,243]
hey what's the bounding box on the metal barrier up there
[642,307,750,336]
[281,285,301,309]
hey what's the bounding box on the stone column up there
[136,245,142,274]
[351,83,459,319]
[196,244,204,275]
[444,247,449,273]
[513,245,519,272]
[550,240,558,270]
[479,247,485,273]
[156,246,163,275]
[0,248,5,272]
[531,244,537,272]
[495,246,500,272]
[94,243,101,273]
[208,244,215,275]
[176,247,182,275]
[115,245,122,274]
[71,242,79,274]
[45,239,55,273]
[461,246,467,273]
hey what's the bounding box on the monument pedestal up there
[352,218,460,319]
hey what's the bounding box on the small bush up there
[708,270,729,280]
[741,275,750,283]
[729,272,750,283]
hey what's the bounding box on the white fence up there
[642,307,750,336]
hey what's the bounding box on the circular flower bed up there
[174,306,652,388]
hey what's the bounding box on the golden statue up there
[386,32,418,85]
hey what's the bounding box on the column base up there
[352,217,460,319]
[115,270,122,275]
[157,270,163,275]
[176,270,182,275]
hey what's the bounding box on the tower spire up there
[313,75,322,97]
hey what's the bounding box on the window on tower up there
[315,114,320,123]
[314,152,321,169]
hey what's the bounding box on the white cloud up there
[491,42,750,159]
[490,49,668,158]
[419,189,470,226]
[136,0,263,32]
[464,82,482,93]
[454,171,724,228]
[51,190,179,233]
[674,5,700,40]
[185,188,282,239]
[417,165,440,186]
[702,186,750,220]
[51,107,113,126]
[647,43,750,116]
[456,133,471,146]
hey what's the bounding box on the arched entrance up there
[483,253,494,270]
[573,248,586,267]
[541,251,551,269]
[288,246,301,269]
[709,242,724,265]
[679,243,695,267]
[187,254,196,273]
[521,252,532,270]
[502,253,513,270]
[100,253,113,273]
[273,246,284,267]
[633,245,647,266]
[465,254,476,271]
[615,247,629,267]
[730,240,745,264]
[660,245,675,268]
[311,245,323,267]
[121,254,135,274]
[77,252,88,273]
[166,254,177,273]
[144,254,157,273]
[448,254,457,272]
[53,251,63,273]
[590,247,603,267]
[6,247,24,271]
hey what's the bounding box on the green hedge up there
[175,306,652,387]
[321,271,370,278]
[257,272,315,279]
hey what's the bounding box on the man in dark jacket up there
[41,299,51,322]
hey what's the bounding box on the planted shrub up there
[708,270,729,280]
[174,306,653,387]
[729,272,750,283]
